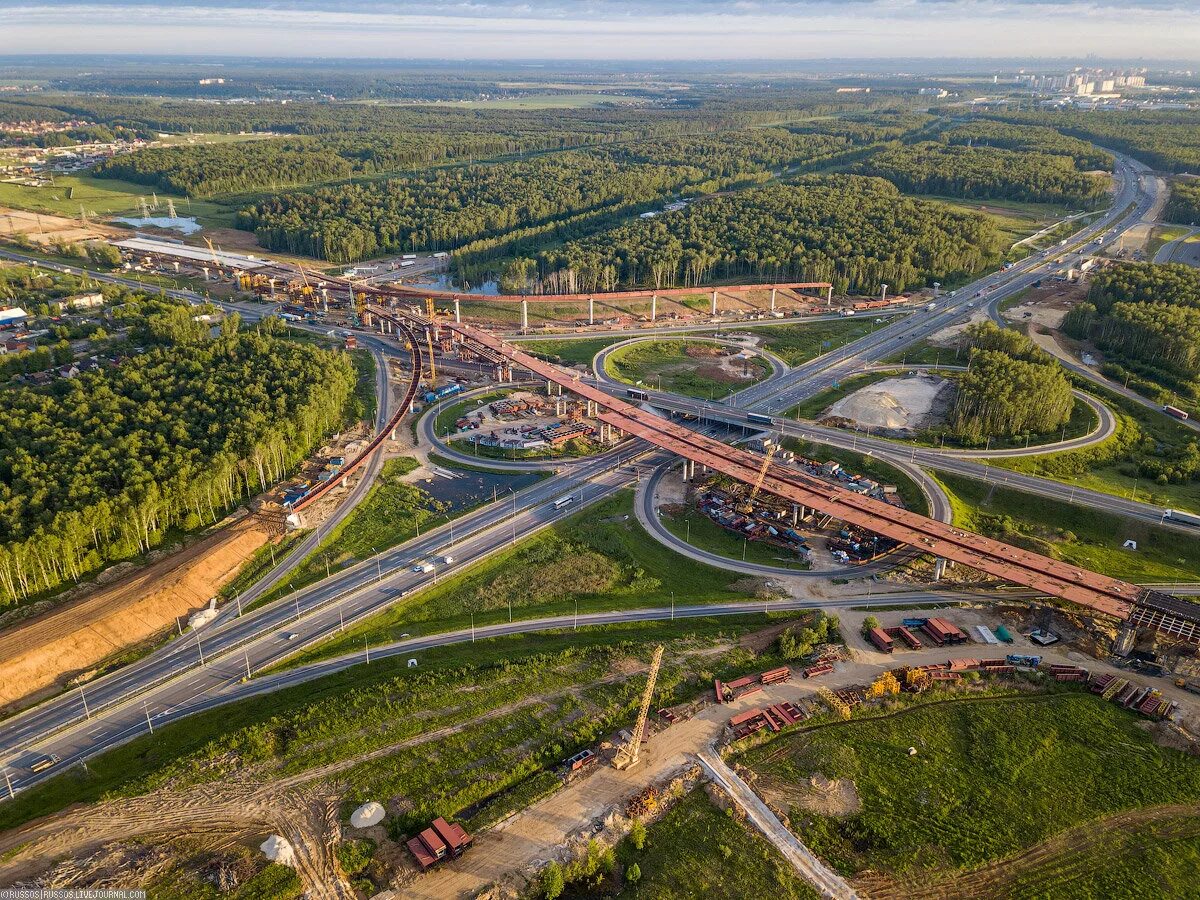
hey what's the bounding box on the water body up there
[114,215,202,235]
[409,273,500,296]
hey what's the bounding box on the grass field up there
[658,504,812,569]
[288,489,770,665]
[251,457,438,608]
[991,386,1200,514]
[754,318,885,366]
[1146,224,1193,259]
[605,788,821,899]
[741,693,1200,877]
[936,472,1200,582]
[0,173,235,227]
[518,335,634,367]
[0,614,788,838]
[605,339,770,400]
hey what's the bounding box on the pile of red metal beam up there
[1090,673,1175,719]
[406,817,472,871]
[803,663,835,679]
[921,617,968,646]
[715,667,794,703]
[1050,664,1089,682]
[728,702,806,739]
[885,625,923,649]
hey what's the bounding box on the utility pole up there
[79,685,90,719]
[144,701,154,734]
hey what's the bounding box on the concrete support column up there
[770,287,777,312]
[933,558,947,581]
[201,266,210,282]
[546,379,553,396]
[454,299,461,323]
[826,285,833,306]
[651,293,657,322]
[521,298,528,333]
[881,284,889,303]
[792,504,799,526]
[589,297,594,325]
[268,278,276,299]
[711,290,718,315]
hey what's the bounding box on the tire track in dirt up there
[853,803,1200,899]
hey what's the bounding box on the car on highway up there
[283,632,299,641]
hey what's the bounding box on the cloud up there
[1,1,1197,60]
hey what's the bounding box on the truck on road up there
[1164,509,1200,528]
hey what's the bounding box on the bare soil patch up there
[0,516,272,710]
[827,375,952,433]
[0,206,119,245]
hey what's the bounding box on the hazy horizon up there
[2,1,1198,64]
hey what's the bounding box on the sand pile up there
[350,802,386,828]
[827,376,951,432]
[260,835,296,867]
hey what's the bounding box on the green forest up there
[950,322,1073,442]
[974,108,1200,174]
[1066,263,1200,398]
[0,280,357,606]
[1166,180,1200,226]
[528,174,1001,294]
[854,141,1109,205]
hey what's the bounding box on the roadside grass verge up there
[991,384,1200,514]
[286,489,773,666]
[605,339,770,400]
[603,787,821,899]
[740,691,1200,877]
[250,457,439,609]
[0,613,796,838]
[754,318,883,366]
[935,472,1200,582]
[517,336,633,367]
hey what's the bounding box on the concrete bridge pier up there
[454,299,461,323]
[711,290,718,315]
[521,299,529,333]
[933,558,947,581]
[826,285,834,306]
[651,293,657,322]
[589,297,594,325]
[770,287,777,313]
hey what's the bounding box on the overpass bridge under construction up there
[358,298,1199,643]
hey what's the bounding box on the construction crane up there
[613,644,664,770]
[736,442,777,514]
[202,237,221,267]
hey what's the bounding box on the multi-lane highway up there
[0,449,635,793]
[0,144,1187,802]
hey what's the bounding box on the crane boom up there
[613,645,664,770]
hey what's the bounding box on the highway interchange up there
[1,146,1198,802]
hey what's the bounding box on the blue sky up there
[2,1,1196,61]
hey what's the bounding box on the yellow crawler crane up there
[613,645,664,770]
[817,685,851,720]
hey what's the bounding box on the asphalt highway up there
[0,450,635,792]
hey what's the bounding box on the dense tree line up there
[1066,263,1200,395]
[1165,180,1200,225]
[93,125,869,199]
[0,289,357,606]
[950,323,1073,442]
[939,121,1113,171]
[972,109,1200,174]
[236,147,763,263]
[523,175,1000,294]
[853,141,1110,205]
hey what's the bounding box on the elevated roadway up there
[366,304,1171,628]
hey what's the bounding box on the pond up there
[114,215,202,234]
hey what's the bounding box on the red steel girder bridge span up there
[358,300,1200,640]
